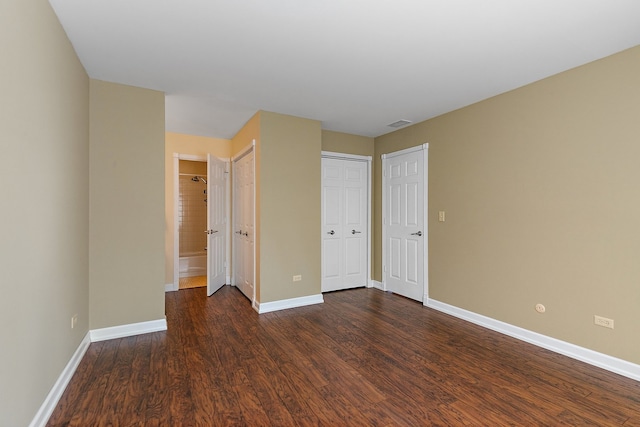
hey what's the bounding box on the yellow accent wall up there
[164,132,231,285]
[89,80,166,329]
[375,46,640,364]
[0,0,89,425]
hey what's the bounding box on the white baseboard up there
[33,318,168,425]
[427,299,640,382]
[29,332,91,427]
[255,294,324,314]
[90,318,167,342]
[369,280,384,290]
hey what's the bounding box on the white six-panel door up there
[322,157,368,292]
[233,149,255,302]
[382,145,428,302]
[206,154,227,296]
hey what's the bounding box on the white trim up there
[174,153,206,162]
[251,142,257,307]
[225,161,231,283]
[380,143,428,160]
[232,139,256,161]
[255,294,324,314]
[422,145,429,302]
[321,151,371,162]
[367,158,372,286]
[427,299,640,382]
[165,283,178,292]
[89,318,167,342]
[369,280,384,291]
[29,333,91,427]
[173,154,180,291]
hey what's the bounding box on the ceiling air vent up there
[387,119,412,128]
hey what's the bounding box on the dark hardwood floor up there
[48,286,640,426]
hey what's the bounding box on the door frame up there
[381,143,429,303]
[172,153,231,291]
[321,151,373,289]
[231,140,257,308]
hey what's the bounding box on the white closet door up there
[233,150,254,301]
[322,158,368,292]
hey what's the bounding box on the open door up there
[206,154,226,296]
[382,144,428,302]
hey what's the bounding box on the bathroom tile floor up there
[178,275,206,290]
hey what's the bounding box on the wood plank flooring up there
[179,275,207,290]
[48,286,640,426]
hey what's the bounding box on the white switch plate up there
[438,211,446,222]
[594,315,614,329]
[293,275,302,282]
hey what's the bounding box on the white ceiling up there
[49,0,640,139]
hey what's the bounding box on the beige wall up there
[321,130,374,157]
[259,112,322,302]
[164,132,231,285]
[89,80,165,329]
[0,0,89,425]
[375,46,640,364]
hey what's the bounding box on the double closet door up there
[233,149,255,301]
[321,156,369,292]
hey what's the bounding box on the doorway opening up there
[172,153,230,295]
[178,160,208,289]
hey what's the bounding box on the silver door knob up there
[351,230,362,234]
[236,230,242,234]
[205,230,218,234]
[243,232,248,236]
[327,230,335,235]
[411,231,423,236]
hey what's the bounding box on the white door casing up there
[382,144,428,302]
[321,154,371,292]
[232,145,255,303]
[206,154,227,296]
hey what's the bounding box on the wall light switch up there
[438,211,446,222]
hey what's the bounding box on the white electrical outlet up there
[293,275,302,282]
[535,304,546,313]
[71,314,78,329]
[594,315,614,329]
[438,211,446,222]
